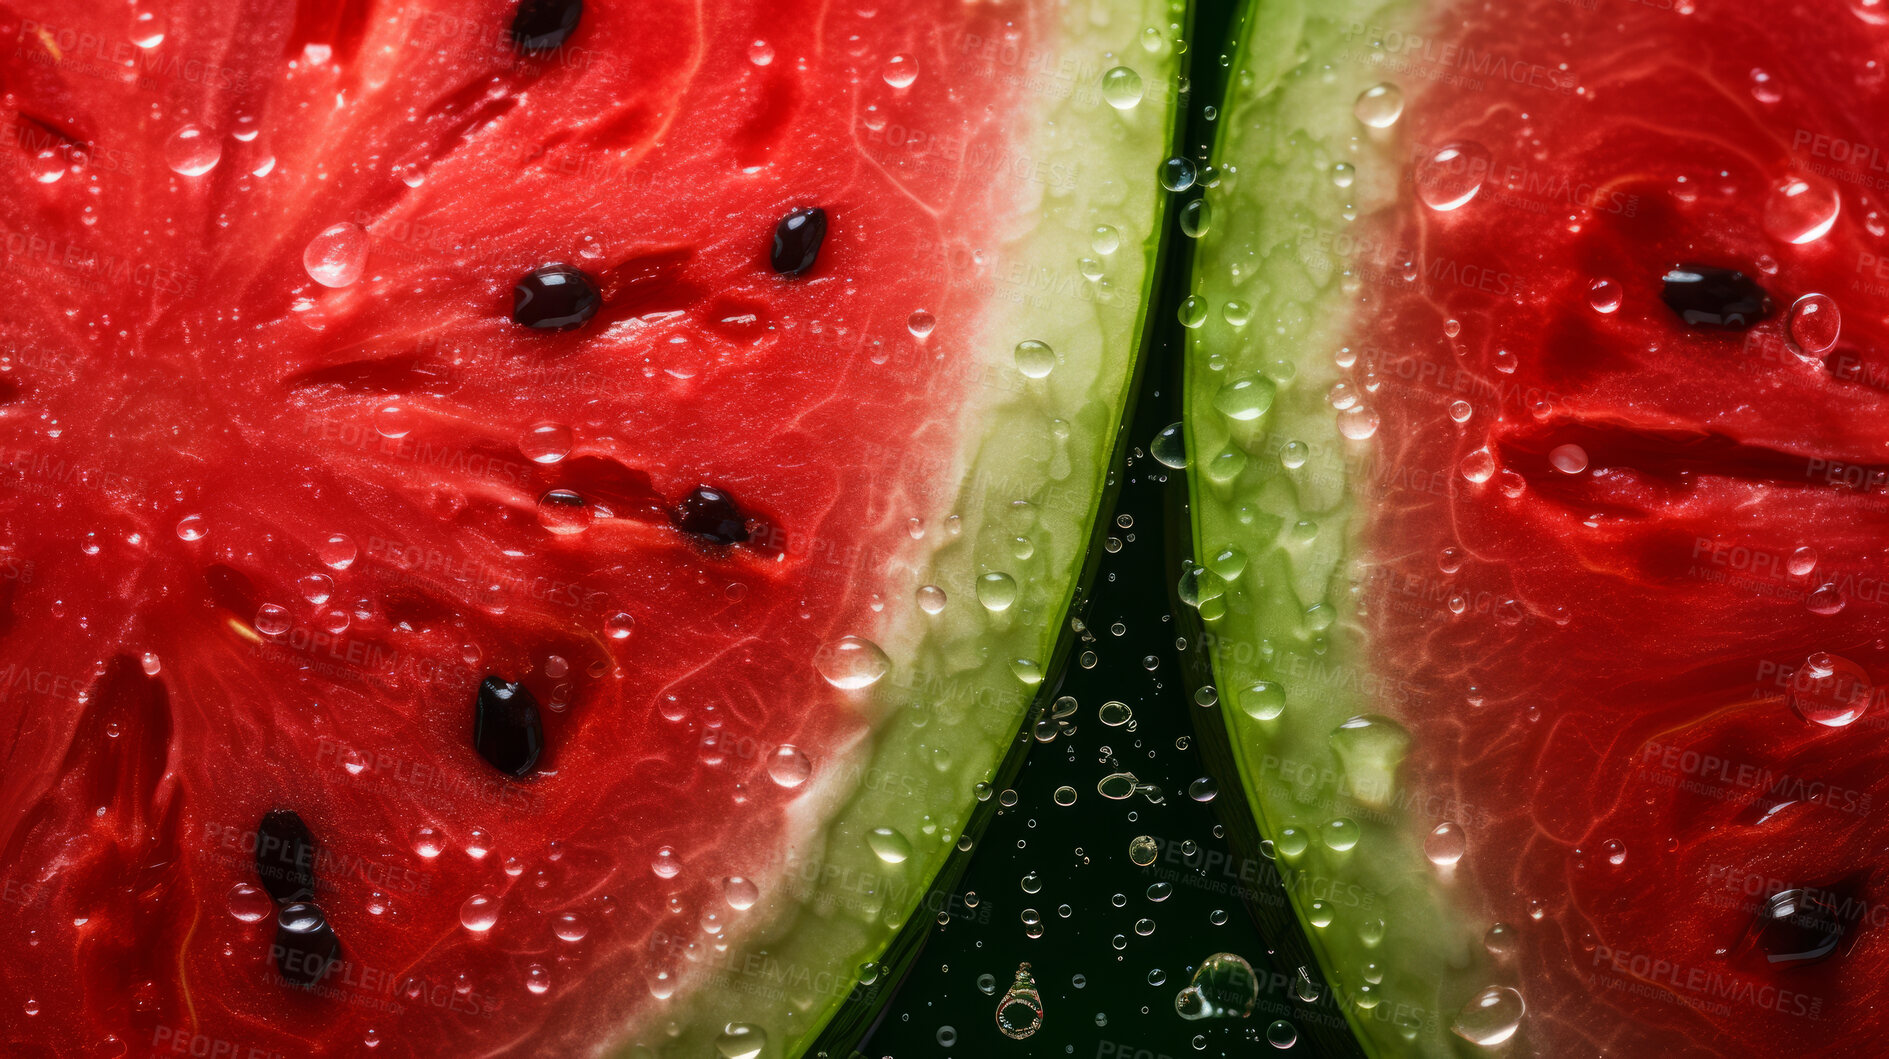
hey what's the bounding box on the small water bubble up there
[1102,66,1145,109]
[1331,162,1356,188]
[1788,546,1819,576]
[1762,175,1841,244]
[747,39,774,65]
[253,604,291,637]
[303,222,368,288]
[1092,225,1120,254]
[1053,785,1078,807]
[1353,82,1406,128]
[1461,448,1497,484]
[881,55,917,88]
[165,124,221,177]
[520,422,574,464]
[724,876,760,911]
[976,571,1020,611]
[226,882,273,923]
[552,913,588,942]
[651,846,682,879]
[766,744,811,787]
[715,1024,767,1059]
[906,309,935,339]
[1238,681,1286,721]
[318,534,357,570]
[867,827,912,864]
[1807,582,1847,615]
[1128,835,1159,866]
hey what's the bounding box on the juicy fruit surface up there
[0,0,1177,1055]
[1196,0,1889,1055]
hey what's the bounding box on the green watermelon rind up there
[1184,1,1493,1056]
[642,4,1190,1056]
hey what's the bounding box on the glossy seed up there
[1660,264,1771,331]
[273,902,341,989]
[255,809,318,904]
[770,208,827,275]
[673,486,749,544]
[510,0,584,53]
[512,263,601,331]
[1752,888,1848,965]
[474,676,544,777]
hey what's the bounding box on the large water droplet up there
[714,1023,767,1059]
[1175,953,1258,1020]
[976,572,1020,611]
[165,124,221,176]
[1102,66,1145,109]
[520,421,574,463]
[813,635,890,689]
[1762,175,1840,244]
[1151,422,1189,468]
[303,222,368,288]
[1238,681,1286,721]
[1212,374,1275,420]
[1353,82,1406,128]
[459,893,499,933]
[1425,821,1467,866]
[536,489,592,535]
[1451,986,1525,1046]
[1013,340,1056,378]
[1415,142,1492,211]
[881,55,917,88]
[1788,652,1872,727]
[724,876,760,911]
[226,882,274,923]
[766,744,812,787]
[866,826,912,864]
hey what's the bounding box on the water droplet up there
[1213,374,1275,420]
[1238,681,1286,720]
[1175,953,1258,1020]
[976,572,1020,611]
[303,222,368,288]
[724,876,760,911]
[1789,651,1871,727]
[226,882,273,923]
[813,635,890,689]
[916,584,947,614]
[996,964,1043,1039]
[1425,822,1467,865]
[1177,295,1209,328]
[867,827,912,864]
[1013,340,1056,378]
[1786,293,1841,357]
[165,124,221,176]
[1451,986,1525,1046]
[1328,715,1412,810]
[1789,546,1819,576]
[552,913,588,942]
[1098,772,1141,800]
[881,55,917,88]
[1762,175,1840,244]
[766,744,812,787]
[1549,444,1588,474]
[1180,198,1212,238]
[1160,157,1197,192]
[1353,82,1406,128]
[536,489,593,535]
[27,148,64,184]
[1102,66,1145,109]
[1461,448,1497,484]
[906,309,936,338]
[715,1023,767,1059]
[1337,405,1380,440]
[747,39,774,65]
[1587,278,1622,314]
[174,514,208,541]
[1092,225,1120,254]
[1128,835,1159,867]
[1808,582,1846,615]
[1415,142,1492,212]
[254,604,291,637]
[318,534,357,570]
[459,893,499,932]
[650,846,681,879]
[520,421,574,464]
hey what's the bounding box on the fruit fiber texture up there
[0,0,1180,1055]
[1191,0,1889,1054]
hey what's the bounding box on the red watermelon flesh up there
[1361,1,1889,1054]
[1191,0,1889,1054]
[0,1,1178,1055]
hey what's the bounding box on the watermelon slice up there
[1189,0,1889,1055]
[0,1,1183,1055]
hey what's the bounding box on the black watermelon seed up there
[255,809,318,904]
[474,676,544,777]
[1660,264,1772,331]
[273,902,340,990]
[674,486,749,544]
[513,263,601,331]
[510,0,584,53]
[1752,888,1847,966]
[770,208,827,276]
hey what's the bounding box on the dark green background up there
[860,3,1345,1055]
